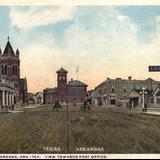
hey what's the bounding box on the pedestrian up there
[83,100,87,111]
[53,100,62,112]
[144,103,147,112]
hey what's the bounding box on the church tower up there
[0,37,20,101]
[56,67,68,103]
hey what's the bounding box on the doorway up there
[110,99,116,105]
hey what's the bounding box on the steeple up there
[16,49,20,58]
[3,36,15,56]
[56,67,68,73]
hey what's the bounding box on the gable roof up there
[3,41,15,57]
[44,87,58,94]
[127,90,140,98]
[56,67,68,73]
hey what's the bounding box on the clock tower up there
[56,67,68,103]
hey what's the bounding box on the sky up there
[0,6,160,93]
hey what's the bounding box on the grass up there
[0,105,160,154]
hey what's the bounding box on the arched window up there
[12,65,14,75]
[5,65,7,75]
[12,65,18,76]
[15,65,18,76]
[1,64,8,75]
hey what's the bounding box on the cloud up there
[117,15,128,21]
[62,7,160,85]
[10,6,76,30]
[9,6,160,92]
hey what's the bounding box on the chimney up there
[128,76,132,80]
[116,78,122,80]
[71,78,73,82]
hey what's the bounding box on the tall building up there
[43,67,88,104]
[0,37,28,105]
[57,68,68,103]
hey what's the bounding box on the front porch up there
[0,80,16,113]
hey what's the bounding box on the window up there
[110,99,116,105]
[111,85,115,92]
[59,76,65,81]
[1,64,7,75]
[157,98,160,104]
[150,98,154,104]
[99,90,102,94]
[12,65,18,76]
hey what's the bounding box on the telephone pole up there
[66,104,69,153]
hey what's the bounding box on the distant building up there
[0,37,28,106]
[28,93,36,105]
[43,67,88,104]
[92,76,160,107]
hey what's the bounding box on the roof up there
[3,40,15,57]
[152,83,160,95]
[44,87,58,94]
[145,78,155,82]
[68,80,88,87]
[127,90,140,98]
[56,67,68,73]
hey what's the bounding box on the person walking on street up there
[53,100,62,112]
[144,103,148,112]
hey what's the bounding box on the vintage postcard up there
[0,0,160,159]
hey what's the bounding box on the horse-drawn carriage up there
[81,99,91,111]
[53,101,62,111]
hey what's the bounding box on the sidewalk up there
[0,110,24,114]
[9,110,24,113]
[142,112,160,116]
[23,104,41,109]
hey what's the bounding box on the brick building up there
[43,67,88,104]
[92,76,160,108]
[0,37,28,106]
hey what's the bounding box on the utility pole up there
[140,87,147,111]
[66,104,69,154]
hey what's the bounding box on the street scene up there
[0,104,160,154]
[0,5,160,157]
